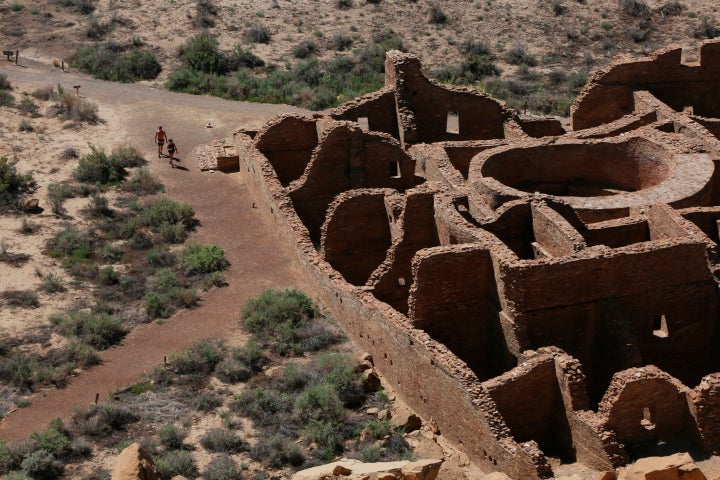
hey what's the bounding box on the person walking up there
[167,139,178,168]
[154,126,167,158]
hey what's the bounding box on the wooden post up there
[94,393,99,404]
[163,355,167,366]
[73,85,81,96]
[61,60,65,72]
[15,50,18,66]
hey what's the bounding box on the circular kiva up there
[469,136,714,215]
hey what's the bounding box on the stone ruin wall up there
[211,43,720,479]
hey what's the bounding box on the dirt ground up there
[0,53,311,440]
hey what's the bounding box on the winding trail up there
[0,59,314,441]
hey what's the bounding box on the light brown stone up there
[23,198,39,212]
[623,453,706,480]
[595,472,617,480]
[483,473,512,480]
[111,443,158,480]
[401,459,442,480]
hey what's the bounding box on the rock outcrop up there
[111,443,159,480]
[292,458,442,480]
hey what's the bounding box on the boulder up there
[112,443,158,480]
[23,198,39,212]
[292,458,442,480]
[391,407,422,432]
[595,472,617,480]
[483,473,512,480]
[622,453,706,480]
[362,369,382,392]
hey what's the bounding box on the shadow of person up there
[173,165,189,171]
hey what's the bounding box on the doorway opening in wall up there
[389,160,400,178]
[358,117,369,132]
[446,111,459,134]
[653,315,669,338]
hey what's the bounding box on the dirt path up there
[0,59,314,441]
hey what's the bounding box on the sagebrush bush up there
[1,290,40,308]
[214,339,267,383]
[0,156,36,208]
[155,450,197,479]
[140,199,196,230]
[200,428,249,453]
[427,1,447,24]
[49,310,126,349]
[179,32,227,74]
[250,434,304,468]
[20,449,63,479]
[71,403,138,436]
[171,340,223,374]
[75,147,127,185]
[245,22,271,43]
[41,272,66,293]
[203,455,241,480]
[331,31,353,51]
[179,243,228,275]
[122,168,163,195]
[75,43,161,82]
[294,383,345,423]
[158,423,186,450]
[504,43,537,66]
[293,39,319,59]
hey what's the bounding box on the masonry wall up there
[321,189,394,286]
[254,115,318,187]
[572,41,720,129]
[408,244,514,381]
[235,131,552,480]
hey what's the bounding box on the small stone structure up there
[206,43,720,479]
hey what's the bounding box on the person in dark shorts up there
[167,139,178,167]
[154,126,167,158]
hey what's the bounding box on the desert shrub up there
[144,268,199,318]
[18,120,33,132]
[193,0,218,28]
[658,0,683,17]
[303,419,343,459]
[382,430,410,459]
[0,352,40,390]
[316,352,364,407]
[146,248,176,267]
[551,0,566,15]
[60,147,79,160]
[193,391,222,412]
[204,455,241,480]
[336,0,352,9]
[85,15,113,39]
[620,0,651,19]
[20,449,63,480]
[231,387,292,425]
[242,288,339,355]
[30,418,71,460]
[171,340,223,374]
[359,419,392,440]
[71,403,138,436]
[214,339,267,383]
[158,222,186,244]
[331,31,353,51]
[122,168,163,195]
[294,383,345,424]
[158,423,186,450]
[17,96,39,116]
[229,45,265,69]
[74,43,161,82]
[0,156,36,208]
[155,450,197,480]
[87,193,110,217]
[75,147,127,185]
[427,1,447,24]
[201,271,226,289]
[140,199,196,230]
[41,272,66,293]
[179,32,227,74]
[1,290,40,308]
[250,434,304,468]
[49,310,126,349]
[505,43,537,66]
[179,243,228,275]
[293,39,319,58]
[0,90,14,108]
[46,183,74,215]
[695,16,719,39]
[46,225,94,259]
[245,22,272,43]
[200,428,249,453]
[112,143,144,167]
[0,238,30,266]
[0,73,11,90]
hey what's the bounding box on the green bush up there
[331,31,353,51]
[294,383,345,423]
[0,156,36,207]
[46,183,74,216]
[200,428,249,453]
[179,32,227,74]
[293,39,319,58]
[504,43,537,66]
[71,403,139,436]
[171,340,223,374]
[203,455,241,480]
[158,423,186,450]
[241,288,340,355]
[250,434,304,468]
[75,147,127,185]
[20,449,63,479]
[140,199,196,230]
[179,243,229,275]
[245,22,272,44]
[1,290,40,308]
[0,72,11,90]
[122,168,163,195]
[49,310,126,349]
[156,450,197,480]
[30,418,71,460]
[193,390,222,412]
[231,387,291,425]
[303,419,342,459]
[316,352,364,407]
[144,268,199,318]
[214,339,267,383]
